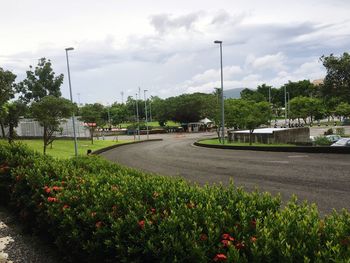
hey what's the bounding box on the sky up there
[1,0,350,104]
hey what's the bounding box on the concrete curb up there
[92,139,163,155]
[194,140,350,154]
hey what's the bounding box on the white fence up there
[16,117,90,138]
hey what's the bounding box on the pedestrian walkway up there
[0,207,59,263]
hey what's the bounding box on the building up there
[228,127,310,144]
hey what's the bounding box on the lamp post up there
[286,92,290,126]
[144,90,149,140]
[136,91,140,141]
[284,85,287,127]
[214,40,225,144]
[65,47,78,157]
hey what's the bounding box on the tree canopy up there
[17,58,63,103]
[31,96,76,154]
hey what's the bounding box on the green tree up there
[225,99,271,145]
[31,96,76,154]
[320,52,350,103]
[109,103,129,126]
[17,58,63,103]
[289,96,324,124]
[335,102,350,119]
[240,88,266,102]
[79,103,105,144]
[3,101,27,143]
[0,68,17,137]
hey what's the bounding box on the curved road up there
[101,133,350,215]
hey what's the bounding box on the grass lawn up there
[199,138,295,147]
[8,139,132,159]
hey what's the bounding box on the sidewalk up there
[0,207,59,263]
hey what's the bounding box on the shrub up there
[324,128,334,135]
[0,143,349,262]
[336,128,345,136]
[314,136,332,146]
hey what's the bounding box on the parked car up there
[341,119,350,126]
[325,134,342,143]
[331,138,350,147]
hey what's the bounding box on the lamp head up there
[65,47,74,51]
[214,40,222,44]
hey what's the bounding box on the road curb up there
[194,140,350,154]
[92,139,163,155]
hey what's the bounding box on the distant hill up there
[223,88,244,98]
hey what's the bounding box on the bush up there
[0,143,349,262]
[314,136,332,146]
[336,128,345,136]
[324,128,334,135]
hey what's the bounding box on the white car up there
[331,138,350,147]
[325,135,342,143]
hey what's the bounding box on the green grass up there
[199,138,295,147]
[4,139,131,159]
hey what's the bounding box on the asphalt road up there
[100,133,350,215]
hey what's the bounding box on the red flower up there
[221,233,234,241]
[47,197,57,202]
[61,181,66,186]
[235,242,245,250]
[44,186,51,194]
[95,221,102,228]
[151,208,156,214]
[138,220,145,229]
[52,186,62,191]
[62,204,69,210]
[221,240,232,247]
[213,253,227,262]
[250,236,257,243]
[200,233,208,241]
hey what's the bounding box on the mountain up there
[223,88,244,99]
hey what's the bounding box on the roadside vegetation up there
[1,143,349,262]
[14,139,129,159]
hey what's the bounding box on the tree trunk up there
[249,130,254,146]
[43,126,47,155]
[0,121,5,138]
[8,123,14,144]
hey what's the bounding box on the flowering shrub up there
[0,142,349,262]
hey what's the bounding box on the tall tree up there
[320,52,350,103]
[0,68,17,137]
[79,103,105,144]
[3,101,27,143]
[17,58,63,103]
[335,102,350,119]
[289,96,324,124]
[31,96,76,154]
[225,99,271,145]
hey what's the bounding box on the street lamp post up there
[136,92,140,141]
[65,47,78,157]
[286,92,290,126]
[144,90,149,140]
[214,40,225,144]
[284,86,287,127]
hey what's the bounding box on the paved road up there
[101,133,350,215]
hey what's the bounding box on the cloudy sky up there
[1,0,349,104]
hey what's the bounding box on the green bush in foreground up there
[0,142,349,262]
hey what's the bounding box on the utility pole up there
[144,90,149,140]
[136,91,140,141]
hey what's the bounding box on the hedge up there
[0,142,349,262]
